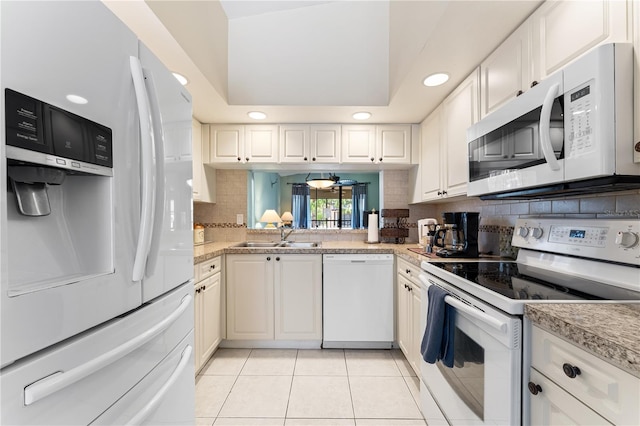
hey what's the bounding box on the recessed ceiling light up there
[423,72,449,87]
[172,72,188,85]
[66,94,88,104]
[352,112,371,120]
[248,111,267,120]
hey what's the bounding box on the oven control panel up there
[512,218,640,265]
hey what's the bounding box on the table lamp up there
[259,209,282,229]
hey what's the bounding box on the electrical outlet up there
[236,214,243,225]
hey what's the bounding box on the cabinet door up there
[209,125,244,163]
[274,255,322,340]
[634,0,640,163]
[531,326,639,425]
[341,125,376,163]
[529,369,613,426]
[420,107,442,201]
[200,273,221,365]
[410,284,422,376]
[193,281,202,373]
[531,0,630,79]
[480,22,532,118]
[226,254,274,340]
[245,125,279,163]
[310,124,341,163]
[396,274,411,356]
[280,125,310,163]
[192,119,203,201]
[196,125,216,203]
[376,125,411,164]
[441,69,478,198]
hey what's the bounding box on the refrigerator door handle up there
[23,294,192,406]
[130,56,157,282]
[125,345,193,426]
[140,70,166,278]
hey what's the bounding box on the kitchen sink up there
[278,241,322,248]
[232,241,282,248]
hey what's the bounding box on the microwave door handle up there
[140,70,165,278]
[130,56,157,282]
[539,83,561,171]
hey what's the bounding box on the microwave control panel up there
[566,80,595,159]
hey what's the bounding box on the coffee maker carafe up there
[434,212,480,258]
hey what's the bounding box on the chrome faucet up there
[280,227,294,241]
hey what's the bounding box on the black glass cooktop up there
[430,261,639,301]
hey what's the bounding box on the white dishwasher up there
[322,254,394,348]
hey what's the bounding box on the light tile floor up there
[195,348,426,426]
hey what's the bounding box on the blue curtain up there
[291,184,310,228]
[351,183,367,229]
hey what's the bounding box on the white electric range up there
[418,217,640,425]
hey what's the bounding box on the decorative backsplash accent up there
[199,222,246,229]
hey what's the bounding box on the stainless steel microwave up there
[467,43,639,200]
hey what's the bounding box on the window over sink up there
[248,171,380,229]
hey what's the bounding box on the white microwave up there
[467,43,638,199]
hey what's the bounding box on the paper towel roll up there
[367,213,379,243]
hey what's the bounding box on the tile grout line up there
[283,349,299,422]
[212,348,254,422]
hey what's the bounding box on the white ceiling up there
[105,0,543,125]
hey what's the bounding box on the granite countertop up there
[194,240,434,266]
[525,303,640,377]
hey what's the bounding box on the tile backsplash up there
[194,169,640,252]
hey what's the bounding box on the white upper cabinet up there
[279,124,341,163]
[208,124,279,164]
[244,125,279,163]
[376,125,411,164]
[480,22,533,118]
[310,124,341,163]
[341,125,376,163]
[634,0,640,162]
[193,121,216,203]
[209,125,244,163]
[342,124,411,164]
[441,69,479,199]
[530,0,630,80]
[420,107,442,201]
[279,125,310,163]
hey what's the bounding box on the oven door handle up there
[421,276,507,333]
[444,293,507,333]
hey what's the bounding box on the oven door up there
[418,273,522,425]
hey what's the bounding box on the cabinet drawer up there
[531,326,639,425]
[397,258,420,284]
[529,368,612,425]
[197,256,222,282]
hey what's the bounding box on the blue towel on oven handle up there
[420,284,456,368]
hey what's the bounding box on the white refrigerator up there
[1,1,195,424]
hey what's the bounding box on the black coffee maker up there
[434,212,480,258]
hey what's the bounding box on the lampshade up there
[259,209,281,228]
[281,211,294,226]
[306,179,335,189]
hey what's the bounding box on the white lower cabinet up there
[528,326,639,426]
[193,256,223,374]
[529,368,611,425]
[274,255,322,340]
[226,254,322,342]
[396,258,422,375]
